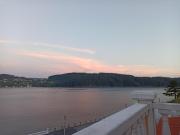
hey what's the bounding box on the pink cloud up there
[16,50,180,77]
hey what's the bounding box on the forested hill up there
[1,73,180,87]
[47,73,180,87]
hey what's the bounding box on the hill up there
[0,73,180,87]
[47,73,180,87]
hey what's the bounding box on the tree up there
[163,80,180,100]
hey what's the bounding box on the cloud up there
[32,42,95,54]
[16,50,180,77]
[0,39,95,54]
[0,39,20,44]
[1,40,179,77]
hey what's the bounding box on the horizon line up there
[1,72,180,79]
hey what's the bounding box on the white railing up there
[73,103,152,135]
[154,103,180,135]
[73,91,180,135]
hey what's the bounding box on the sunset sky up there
[0,0,180,77]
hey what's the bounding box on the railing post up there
[138,117,146,135]
[158,109,171,135]
[131,91,157,135]
[46,128,49,134]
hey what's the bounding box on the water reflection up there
[0,87,166,135]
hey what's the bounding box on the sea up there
[0,87,170,135]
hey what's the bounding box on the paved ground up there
[47,122,95,135]
[48,127,77,135]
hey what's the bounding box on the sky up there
[0,0,180,78]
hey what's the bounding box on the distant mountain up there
[0,73,180,88]
[47,73,180,87]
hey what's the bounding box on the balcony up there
[73,91,180,135]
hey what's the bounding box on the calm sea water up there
[0,87,168,135]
